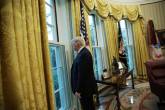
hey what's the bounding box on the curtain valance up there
[124,5,142,21]
[81,0,143,21]
[95,0,109,18]
[83,0,95,11]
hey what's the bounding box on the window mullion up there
[46,2,53,7]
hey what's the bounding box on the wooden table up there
[96,74,123,110]
[96,69,135,110]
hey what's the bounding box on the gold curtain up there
[82,0,95,11]
[132,19,149,79]
[95,0,109,18]
[0,56,4,110]
[81,0,142,20]
[109,4,123,21]
[71,0,81,36]
[104,17,119,66]
[124,5,140,21]
[0,0,55,110]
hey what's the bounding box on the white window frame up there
[46,0,58,42]
[119,20,136,73]
[89,15,103,80]
[49,43,70,110]
[45,0,71,109]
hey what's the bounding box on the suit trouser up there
[80,95,95,110]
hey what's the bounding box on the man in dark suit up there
[71,37,97,110]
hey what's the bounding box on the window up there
[88,15,98,46]
[88,15,103,80]
[45,0,58,42]
[92,47,103,80]
[45,0,71,109]
[49,44,71,110]
[119,20,135,71]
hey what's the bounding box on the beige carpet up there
[97,80,163,110]
[109,83,161,110]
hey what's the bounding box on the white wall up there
[140,1,165,30]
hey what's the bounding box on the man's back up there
[71,47,97,96]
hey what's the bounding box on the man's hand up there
[75,92,81,98]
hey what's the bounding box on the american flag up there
[80,2,89,46]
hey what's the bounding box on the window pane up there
[127,45,134,70]
[46,4,53,25]
[119,21,128,46]
[45,0,58,42]
[46,0,52,5]
[50,47,56,67]
[118,20,135,71]
[89,15,94,26]
[46,14,53,25]
[46,4,51,17]
[120,20,126,29]
[47,25,54,40]
[55,47,62,67]
[55,91,61,109]
[55,67,64,89]
[93,48,99,79]
[89,15,97,46]
[121,29,128,45]
[52,69,59,90]
[126,21,134,45]
[93,47,103,80]
[49,44,71,109]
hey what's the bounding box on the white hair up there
[71,36,85,47]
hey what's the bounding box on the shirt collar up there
[78,47,84,53]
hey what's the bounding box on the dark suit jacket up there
[71,47,97,96]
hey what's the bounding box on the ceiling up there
[108,0,164,4]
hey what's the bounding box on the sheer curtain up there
[132,19,149,79]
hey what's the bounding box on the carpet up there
[109,83,160,110]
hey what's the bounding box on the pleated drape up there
[71,0,81,36]
[0,56,4,110]
[0,0,55,109]
[95,0,109,18]
[82,0,95,11]
[81,0,142,21]
[132,19,149,79]
[109,4,123,21]
[104,18,119,67]
[124,5,142,21]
